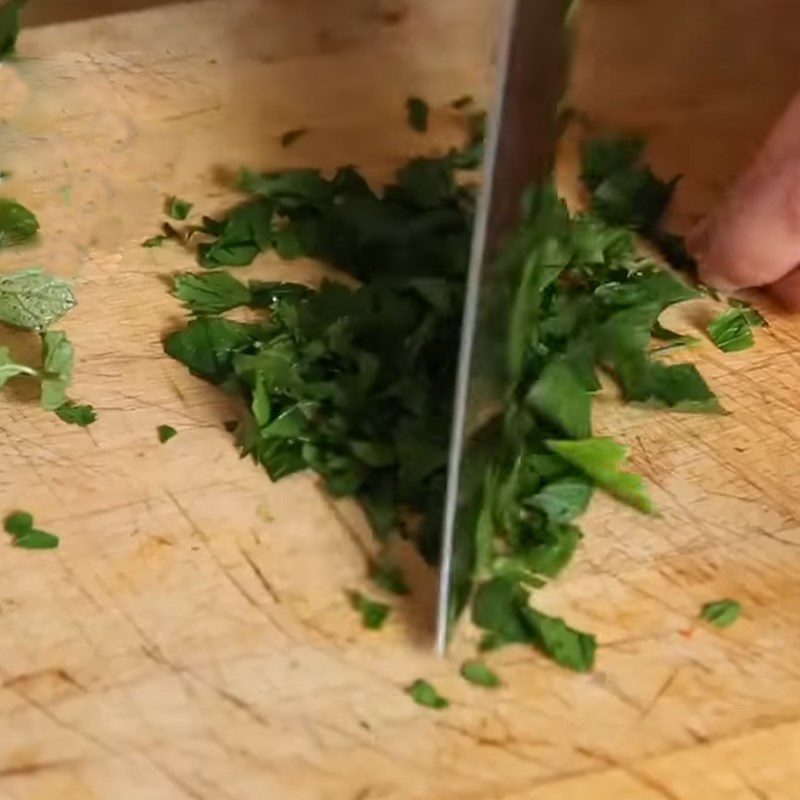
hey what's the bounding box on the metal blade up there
[436,0,570,653]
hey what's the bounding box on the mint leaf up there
[460,660,501,688]
[0,197,37,246]
[0,268,76,331]
[700,599,741,628]
[55,401,96,426]
[530,478,593,523]
[546,437,653,513]
[40,330,74,411]
[157,425,177,444]
[527,356,593,438]
[520,606,596,672]
[173,272,253,315]
[142,234,168,248]
[406,679,448,709]
[406,96,429,133]
[348,591,391,630]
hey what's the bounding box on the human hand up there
[691,88,800,308]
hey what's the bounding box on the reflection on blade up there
[436,0,571,653]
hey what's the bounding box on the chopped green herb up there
[142,234,168,248]
[165,122,750,672]
[547,438,653,514]
[55,401,97,426]
[348,591,391,630]
[406,679,448,709]
[168,197,193,221]
[280,128,308,147]
[0,0,24,59]
[406,96,429,133]
[4,510,59,550]
[0,268,76,331]
[157,424,178,444]
[173,271,253,316]
[700,599,741,628]
[460,660,501,688]
[0,198,37,247]
[708,306,766,353]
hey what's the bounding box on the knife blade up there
[436,0,571,653]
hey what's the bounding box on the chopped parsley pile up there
[162,103,754,679]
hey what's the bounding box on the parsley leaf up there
[0,345,36,388]
[55,401,96,426]
[0,268,76,331]
[700,599,741,628]
[4,510,59,549]
[168,197,193,221]
[460,659,501,688]
[348,591,391,629]
[39,330,74,411]
[546,438,653,513]
[708,306,766,352]
[173,271,253,315]
[0,0,24,59]
[406,96,429,132]
[157,424,178,444]
[406,679,448,709]
[472,578,595,671]
[280,128,308,147]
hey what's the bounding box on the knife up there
[436,0,572,653]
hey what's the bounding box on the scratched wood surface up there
[0,1,799,798]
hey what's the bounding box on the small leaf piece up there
[158,425,177,444]
[168,197,193,221]
[700,599,741,628]
[348,591,391,630]
[406,679,448,709]
[55,401,97,426]
[460,660,501,688]
[0,268,76,331]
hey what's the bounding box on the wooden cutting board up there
[1,1,799,798]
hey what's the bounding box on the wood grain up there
[0,1,799,798]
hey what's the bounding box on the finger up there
[768,265,800,311]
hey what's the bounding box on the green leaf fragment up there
[0,197,38,246]
[157,424,178,444]
[708,306,766,353]
[173,271,252,315]
[55,401,96,426]
[460,660,501,688]
[4,510,59,549]
[406,679,448,709]
[700,599,741,628]
[0,268,76,331]
[546,438,653,514]
[406,96,429,133]
[348,591,391,630]
[168,197,193,221]
[4,511,32,537]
